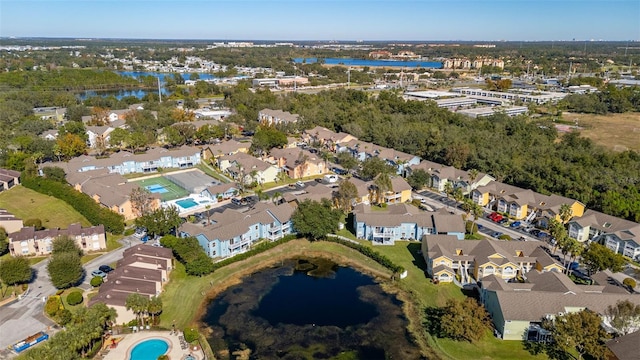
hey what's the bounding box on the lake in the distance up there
[201,258,423,359]
[294,57,443,69]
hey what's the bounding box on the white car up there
[295,181,305,188]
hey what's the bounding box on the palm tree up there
[125,293,149,327]
[374,173,392,204]
[566,239,583,274]
[467,169,479,197]
[147,296,163,326]
[272,191,282,205]
[559,203,573,224]
[443,181,454,209]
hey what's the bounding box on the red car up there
[488,212,503,222]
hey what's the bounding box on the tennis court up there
[132,176,189,201]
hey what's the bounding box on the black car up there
[98,265,113,273]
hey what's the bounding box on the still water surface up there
[201,258,423,359]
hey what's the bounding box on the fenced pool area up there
[165,194,215,215]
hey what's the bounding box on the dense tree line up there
[21,175,125,233]
[0,69,144,92]
[559,85,640,114]
[223,87,640,222]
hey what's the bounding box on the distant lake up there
[294,57,443,68]
[76,88,169,101]
[201,258,423,359]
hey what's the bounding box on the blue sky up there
[1,0,638,41]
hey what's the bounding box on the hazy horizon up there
[1,0,638,42]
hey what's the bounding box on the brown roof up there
[206,139,250,156]
[389,176,412,192]
[123,244,173,260]
[607,330,640,360]
[109,266,163,283]
[431,213,465,234]
[493,290,640,322]
[88,288,131,307]
[0,168,21,178]
[179,202,294,241]
[8,224,105,242]
[354,203,433,228]
[221,152,274,173]
[99,276,158,296]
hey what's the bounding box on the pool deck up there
[163,193,216,216]
[102,331,204,360]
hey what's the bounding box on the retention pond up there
[201,257,421,359]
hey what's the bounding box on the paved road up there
[0,236,136,358]
[0,259,57,358]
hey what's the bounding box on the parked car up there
[498,218,509,224]
[569,262,580,271]
[91,270,107,278]
[133,227,147,238]
[295,181,305,188]
[510,221,522,228]
[529,229,541,236]
[537,231,549,239]
[491,232,503,238]
[98,265,113,273]
[231,197,243,205]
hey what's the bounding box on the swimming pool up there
[129,339,168,360]
[175,198,199,209]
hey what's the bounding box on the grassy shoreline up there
[160,239,546,360]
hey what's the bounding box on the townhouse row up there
[0,208,107,257]
[88,244,173,325]
[422,234,640,341]
[302,125,640,261]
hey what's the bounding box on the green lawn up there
[373,241,464,308]
[0,186,90,229]
[160,238,546,360]
[195,163,230,184]
[61,287,86,313]
[81,253,102,265]
[159,239,391,330]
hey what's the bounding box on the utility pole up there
[158,76,162,103]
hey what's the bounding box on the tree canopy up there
[47,251,83,289]
[544,309,610,360]
[0,257,32,295]
[582,242,626,275]
[291,199,342,240]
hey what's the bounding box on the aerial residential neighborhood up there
[0,2,639,358]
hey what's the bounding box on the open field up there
[562,112,640,151]
[0,186,90,228]
[160,239,545,360]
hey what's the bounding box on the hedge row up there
[21,176,125,234]
[211,234,299,270]
[160,235,214,276]
[322,237,405,274]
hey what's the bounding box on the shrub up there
[157,355,169,360]
[498,234,512,241]
[55,289,64,296]
[45,296,63,316]
[623,277,636,290]
[183,327,199,343]
[21,176,125,233]
[24,218,43,230]
[56,308,73,326]
[90,276,103,287]
[66,291,84,306]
